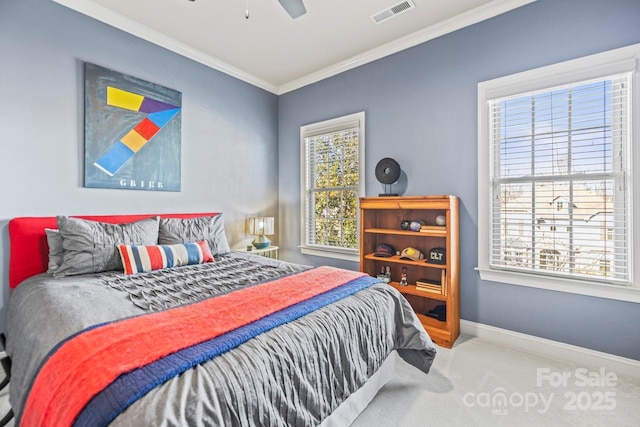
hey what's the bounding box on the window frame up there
[477,43,640,303]
[299,112,365,262]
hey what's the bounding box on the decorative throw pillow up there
[54,216,160,277]
[118,241,214,275]
[158,214,231,256]
[45,228,64,273]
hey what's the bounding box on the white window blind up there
[489,73,631,285]
[300,112,364,260]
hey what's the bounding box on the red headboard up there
[8,213,219,289]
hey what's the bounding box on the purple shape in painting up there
[139,98,179,113]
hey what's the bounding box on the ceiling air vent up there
[371,0,416,24]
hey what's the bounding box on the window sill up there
[476,267,640,304]
[299,245,359,263]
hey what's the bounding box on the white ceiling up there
[51,0,535,94]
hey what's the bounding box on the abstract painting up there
[84,63,182,191]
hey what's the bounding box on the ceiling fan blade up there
[277,0,306,19]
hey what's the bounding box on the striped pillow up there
[118,241,214,275]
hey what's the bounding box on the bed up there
[5,213,436,426]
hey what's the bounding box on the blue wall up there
[278,0,640,360]
[0,0,280,332]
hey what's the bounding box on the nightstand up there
[233,245,279,259]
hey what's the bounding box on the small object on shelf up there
[426,305,446,322]
[399,247,424,261]
[400,267,408,286]
[416,277,441,288]
[400,219,411,230]
[377,265,391,283]
[416,277,442,293]
[428,247,446,264]
[420,225,446,233]
[415,287,442,296]
[441,269,447,296]
[246,245,253,251]
[375,157,401,196]
[435,215,446,226]
[409,220,425,231]
[374,243,396,257]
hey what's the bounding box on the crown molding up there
[50,0,279,94]
[277,0,537,94]
[51,0,536,96]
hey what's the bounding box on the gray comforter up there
[6,253,436,426]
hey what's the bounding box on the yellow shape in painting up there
[107,86,144,112]
[120,129,148,153]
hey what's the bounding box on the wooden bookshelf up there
[359,195,459,348]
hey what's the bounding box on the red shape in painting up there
[134,118,161,140]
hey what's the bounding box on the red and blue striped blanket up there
[20,266,378,427]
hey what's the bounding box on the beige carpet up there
[353,335,640,426]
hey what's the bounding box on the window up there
[300,112,365,261]
[478,44,640,302]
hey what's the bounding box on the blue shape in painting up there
[147,109,181,128]
[94,142,135,176]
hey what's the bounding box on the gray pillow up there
[45,228,64,273]
[158,214,230,256]
[55,216,160,277]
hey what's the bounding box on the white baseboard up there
[460,320,640,379]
